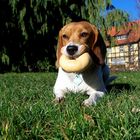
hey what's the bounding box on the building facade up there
[107,20,140,71]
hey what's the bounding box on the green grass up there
[0,72,140,139]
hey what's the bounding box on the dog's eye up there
[80,32,88,37]
[62,34,69,40]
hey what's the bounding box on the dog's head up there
[56,21,106,72]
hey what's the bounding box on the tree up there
[0,0,130,72]
[0,0,21,72]
[84,0,129,40]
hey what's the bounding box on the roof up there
[108,20,140,46]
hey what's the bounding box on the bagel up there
[59,52,92,72]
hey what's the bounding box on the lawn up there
[0,72,140,139]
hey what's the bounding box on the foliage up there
[0,0,130,72]
[0,72,140,139]
[9,0,130,40]
[35,58,55,72]
[1,51,9,65]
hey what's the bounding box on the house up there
[107,20,140,71]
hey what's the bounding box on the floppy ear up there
[56,30,63,68]
[91,25,106,65]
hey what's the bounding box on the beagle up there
[53,21,115,106]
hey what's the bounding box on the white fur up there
[53,64,111,106]
[53,21,117,106]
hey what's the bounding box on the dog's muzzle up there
[66,45,78,56]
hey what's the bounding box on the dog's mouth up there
[59,52,93,73]
[61,42,89,58]
[68,54,80,60]
[67,49,89,61]
[59,42,93,72]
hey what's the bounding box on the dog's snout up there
[66,45,78,55]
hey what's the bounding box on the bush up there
[35,58,56,72]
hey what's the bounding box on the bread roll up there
[59,53,92,72]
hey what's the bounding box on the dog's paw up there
[53,97,64,103]
[82,99,96,107]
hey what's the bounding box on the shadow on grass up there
[106,83,136,93]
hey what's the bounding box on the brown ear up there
[91,25,106,65]
[56,30,63,68]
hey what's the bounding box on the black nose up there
[66,45,78,55]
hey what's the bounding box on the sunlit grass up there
[0,72,140,139]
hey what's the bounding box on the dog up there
[53,21,116,106]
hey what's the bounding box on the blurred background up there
[0,0,139,73]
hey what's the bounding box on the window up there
[119,45,124,52]
[111,57,125,65]
[107,48,112,53]
[116,35,127,40]
[130,56,134,63]
[130,45,134,52]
